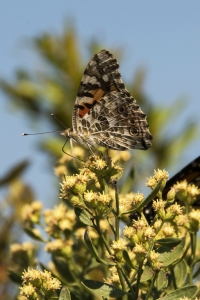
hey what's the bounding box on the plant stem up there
[145,271,158,300]
[94,218,112,255]
[117,264,135,299]
[114,183,120,241]
[135,262,143,299]
[189,232,197,284]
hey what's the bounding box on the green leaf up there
[101,207,113,218]
[75,207,93,226]
[158,238,185,267]
[123,249,136,269]
[102,178,109,194]
[84,229,112,265]
[156,238,182,248]
[140,179,163,208]
[140,266,154,282]
[158,285,197,300]
[174,259,188,288]
[59,286,71,300]
[52,255,75,283]
[7,269,23,284]
[23,226,45,242]
[156,270,168,291]
[84,229,99,258]
[81,280,127,298]
[0,160,29,186]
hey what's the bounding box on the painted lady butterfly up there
[61,49,152,151]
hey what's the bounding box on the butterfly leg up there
[86,142,96,156]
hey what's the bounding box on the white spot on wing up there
[102,74,109,82]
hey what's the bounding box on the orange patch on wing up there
[78,105,90,118]
[110,84,117,92]
[78,86,117,119]
[92,88,105,102]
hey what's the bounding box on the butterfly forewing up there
[73,50,125,131]
[66,49,152,150]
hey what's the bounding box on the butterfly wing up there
[72,49,125,132]
[143,156,200,223]
[163,156,200,207]
[78,90,152,150]
[72,49,152,150]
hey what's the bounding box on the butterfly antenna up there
[51,114,66,129]
[22,114,83,162]
[22,130,62,136]
[22,113,66,136]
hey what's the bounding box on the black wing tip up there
[142,139,152,150]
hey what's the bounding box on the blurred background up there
[0,1,200,298]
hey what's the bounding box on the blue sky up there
[0,1,200,203]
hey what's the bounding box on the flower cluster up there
[146,169,169,190]
[152,199,183,221]
[10,242,37,270]
[14,154,200,299]
[60,155,123,217]
[124,219,155,245]
[44,203,76,238]
[45,238,73,258]
[19,268,61,299]
[21,201,43,225]
[173,180,200,204]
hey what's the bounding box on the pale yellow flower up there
[111,239,127,251]
[19,282,36,297]
[97,193,112,204]
[84,191,98,202]
[133,243,147,254]
[146,169,169,189]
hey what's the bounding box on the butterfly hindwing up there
[142,156,200,223]
[163,156,200,208]
[78,90,152,150]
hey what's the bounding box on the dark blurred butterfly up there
[131,156,200,223]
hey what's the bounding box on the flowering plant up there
[9,151,200,300]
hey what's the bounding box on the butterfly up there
[61,49,152,151]
[142,156,200,223]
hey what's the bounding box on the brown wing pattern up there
[78,90,152,150]
[72,49,152,150]
[73,49,125,131]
